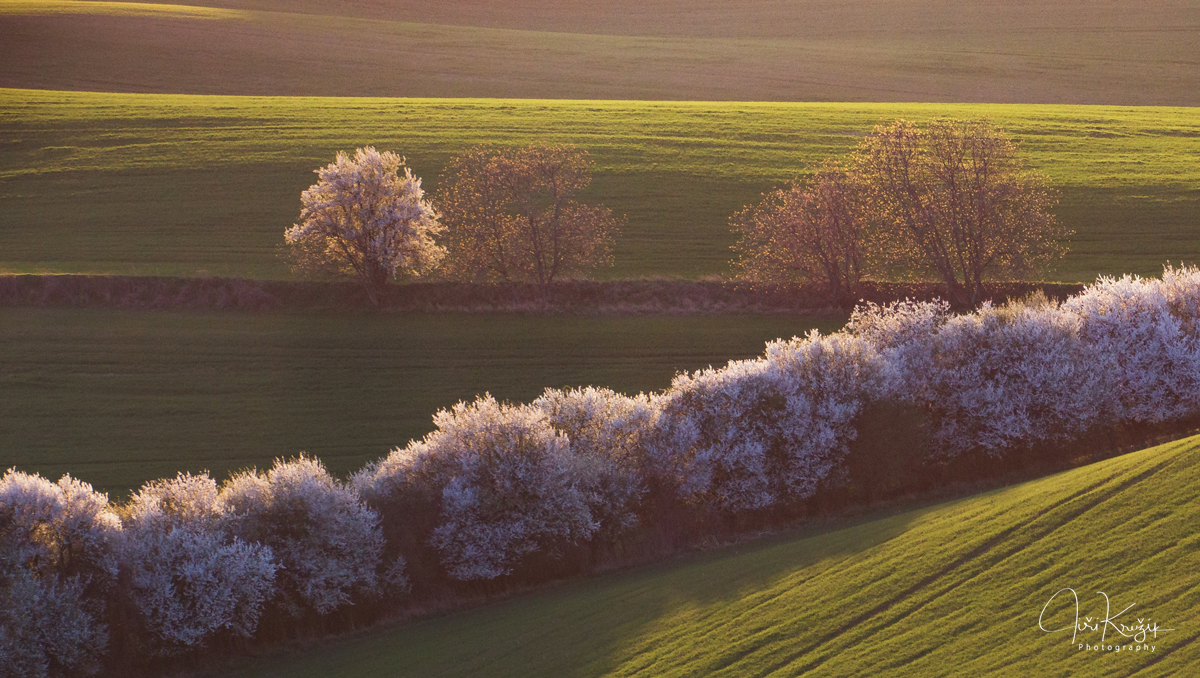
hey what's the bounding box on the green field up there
[3,89,1199,281]
[2,0,1197,104]
[221,434,1200,677]
[4,0,1199,673]
[0,307,842,496]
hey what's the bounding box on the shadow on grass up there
[219,504,930,678]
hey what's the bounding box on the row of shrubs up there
[0,274,1086,314]
[4,266,1200,676]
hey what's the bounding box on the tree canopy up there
[438,144,620,286]
[731,161,872,299]
[731,119,1068,306]
[285,147,444,305]
[853,119,1067,306]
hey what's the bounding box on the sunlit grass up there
[2,90,1198,281]
[0,0,245,19]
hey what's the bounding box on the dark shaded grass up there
[0,307,844,498]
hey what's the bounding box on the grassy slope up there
[1,0,1197,104]
[3,90,1199,280]
[226,435,1200,678]
[0,307,842,496]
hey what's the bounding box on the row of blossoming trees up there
[5,265,1200,675]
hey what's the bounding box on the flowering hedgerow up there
[533,386,654,538]
[0,471,119,677]
[1064,269,1200,425]
[355,395,597,581]
[650,330,874,510]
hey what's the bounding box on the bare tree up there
[285,147,444,305]
[438,145,620,286]
[730,161,873,299]
[853,119,1067,306]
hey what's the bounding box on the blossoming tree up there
[284,147,445,305]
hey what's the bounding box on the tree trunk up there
[363,267,389,307]
[945,277,972,308]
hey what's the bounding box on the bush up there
[533,387,654,540]
[846,298,951,393]
[1161,264,1200,333]
[907,297,1103,456]
[119,473,275,654]
[650,330,874,512]
[1064,271,1200,425]
[221,457,383,615]
[1,570,108,678]
[356,395,597,581]
[0,471,120,677]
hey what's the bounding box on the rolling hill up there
[1,2,1197,673]
[223,434,1200,677]
[2,0,1198,104]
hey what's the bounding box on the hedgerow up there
[354,396,598,582]
[1064,268,1200,425]
[649,330,873,511]
[221,457,383,615]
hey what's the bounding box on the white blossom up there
[120,473,275,654]
[0,570,107,678]
[0,471,118,676]
[285,146,445,304]
[846,297,951,397]
[1161,263,1200,334]
[650,330,874,511]
[1065,272,1200,424]
[0,470,121,581]
[358,395,597,581]
[903,299,1103,455]
[221,457,382,614]
[533,387,654,536]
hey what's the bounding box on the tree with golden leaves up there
[731,161,874,299]
[437,145,620,286]
[853,119,1067,306]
